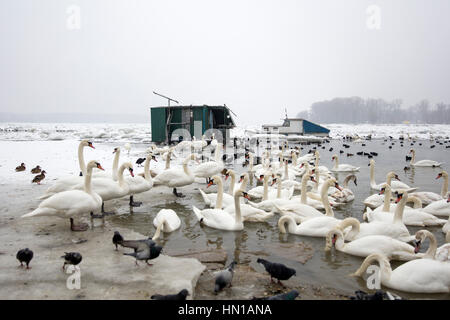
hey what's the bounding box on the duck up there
[409,171,448,205]
[32,171,47,185]
[331,154,360,172]
[125,153,155,207]
[409,149,443,167]
[423,192,450,217]
[72,162,134,215]
[414,230,450,262]
[31,165,42,174]
[366,190,447,227]
[192,189,248,231]
[352,253,450,293]
[15,163,26,172]
[151,209,181,240]
[153,154,198,197]
[37,140,95,200]
[325,229,418,261]
[22,160,104,231]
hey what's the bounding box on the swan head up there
[87,160,104,171]
[239,173,248,183]
[113,147,120,154]
[447,193,450,203]
[387,171,400,181]
[394,190,408,203]
[369,159,375,166]
[326,178,342,191]
[325,229,343,251]
[120,162,134,177]
[331,154,338,161]
[207,175,221,188]
[309,175,317,183]
[413,230,431,254]
[234,189,250,200]
[378,183,391,195]
[436,171,448,179]
[81,140,95,149]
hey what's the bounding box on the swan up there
[325,229,418,261]
[414,230,450,262]
[151,209,181,240]
[72,162,134,215]
[273,177,342,221]
[92,146,121,180]
[443,200,450,233]
[153,154,197,197]
[125,154,155,207]
[364,170,417,209]
[193,143,224,180]
[248,174,291,200]
[410,171,448,205]
[369,161,416,191]
[247,176,297,213]
[423,192,450,217]
[331,154,360,172]
[409,149,443,167]
[366,190,447,227]
[37,140,95,200]
[330,174,357,203]
[198,174,234,209]
[22,160,104,231]
[278,214,343,238]
[337,217,416,243]
[192,189,248,231]
[352,253,450,293]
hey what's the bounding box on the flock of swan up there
[18,136,450,296]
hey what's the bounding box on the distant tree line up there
[296,97,450,124]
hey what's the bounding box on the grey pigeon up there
[112,231,123,250]
[123,239,162,266]
[61,252,82,270]
[252,289,299,300]
[350,290,387,300]
[16,248,33,269]
[151,289,190,300]
[257,258,296,286]
[214,261,237,293]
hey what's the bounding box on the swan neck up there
[118,165,126,187]
[321,182,333,216]
[229,172,236,195]
[78,143,87,176]
[383,187,391,212]
[370,162,376,187]
[152,219,164,241]
[165,151,171,169]
[393,194,407,224]
[216,179,223,209]
[234,194,242,223]
[441,174,449,198]
[424,232,438,258]
[301,173,309,204]
[263,176,269,201]
[112,149,120,181]
[84,165,93,194]
[277,179,282,198]
[144,156,152,182]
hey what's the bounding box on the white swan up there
[22,160,104,231]
[278,214,342,238]
[72,162,134,214]
[414,230,450,262]
[248,174,293,200]
[410,171,448,205]
[151,209,181,240]
[369,160,416,191]
[198,174,234,209]
[331,154,360,172]
[409,149,443,167]
[423,192,450,217]
[247,176,296,213]
[274,177,342,221]
[330,174,357,203]
[337,217,415,243]
[325,229,418,261]
[366,190,447,227]
[37,140,95,200]
[192,189,248,231]
[153,154,197,197]
[443,202,450,233]
[193,143,224,180]
[352,253,450,293]
[125,154,155,207]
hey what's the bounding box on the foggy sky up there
[1,0,450,125]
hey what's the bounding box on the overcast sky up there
[1,0,450,125]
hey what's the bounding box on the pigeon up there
[257,258,296,285]
[252,289,299,300]
[112,231,124,250]
[350,290,387,300]
[61,252,82,270]
[123,238,163,266]
[151,289,190,300]
[16,248,33,269]
[135,158,146,167]
[214,261,237,293]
